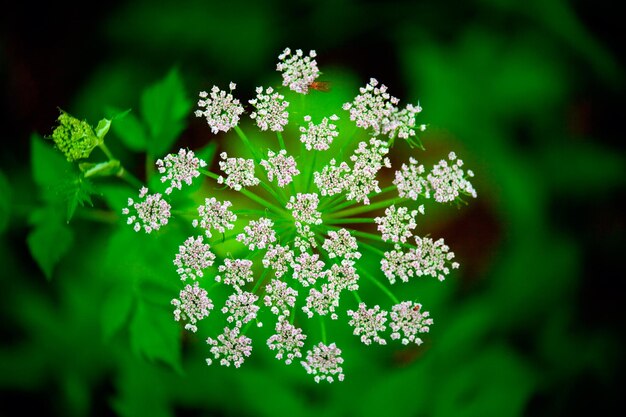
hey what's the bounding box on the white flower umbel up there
[389,301,433,345]
[393,157,428,200]
[313,159,350,197]
[192,197,237,238]
[267,317,307,365]
[173,236,216,281]
[260,149,300,187]
[344,138,391,204]
[374,205,422,244]
[264,279,298,316]
[326,260,359,293]
[195,83,244,134]
[206,326,252,368]
[215,258,254,291]
[322,228,361,260]
[382,103,424,141]
[221,291,260,328]
[301,342,345,383]
[217,152,260,191]
[292,252,325,287]
[410,236,459,282]
[299,114,340,151]
[156,148,207,194]
[427,152,477,203]
[122,187,171,233]
[286,193,322,226]
[237,217,277,250]
[347,303,388,345]
[342,78,399,135]
[276,48,320,94]
[172,282,214,333]
[249,86,290,131]
[302,284,340,320]
[262,244,294,278]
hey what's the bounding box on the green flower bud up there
[50,111,99,162]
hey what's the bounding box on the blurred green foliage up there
[1,0,624,416]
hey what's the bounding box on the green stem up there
[319,194,345,211]
[305,152,317,193]
[320,316,327,344]
[359,267,399,304]
[352,290,362,304]
[117,167,143,189]
[252,268,269,294]
[330,185,397,213]
[324,217,375,225]
[235,125,261,162]
[330,197,406,219]
[98,142,115,160]
[276,131,287,151]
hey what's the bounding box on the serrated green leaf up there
[140,68,191,158]
[129,298,181,372]
[101,284,135,341]
[27,207,74,279]
[63,175,96,222]
[108,108,148,152]
[95,118,112,141]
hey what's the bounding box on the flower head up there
[292,252,325,287]
[347,303,388,345]
[221,291,260,327]
[286,193,322,225]
[172,282,214,333]
[192,197,237,238]
[427,152,477,203]
[50,111,98,162]
[262,244,294,278]
[389,301,433,345]
[156,148,207,194]
[276,48,319,94]
[173,236,216,281]
[299,114,340,151]
[267,317,307,365]
[301,342,345,383]
[216,259,254,291]
[237,217,277,250]
[264,279,298,316]
[195,83,244,134]
[122,187,171,233]
[249,86,290,131]
[217,152,260,191]
[260,149,300,187]
[302,284,340,320]
[393,157,428,200]
[206,327,252,368]
[322,229,361,260]
[342,78,399,135]
[374,205,422,244]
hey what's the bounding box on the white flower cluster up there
[299,114,339,151]
[276,48,319,94]
[249,86,289,132]
[122,187,171,233]
[156,148,207,194]
[195,83,244,134]
[217,152,260,191]
[172,282,214,333]
[123,47,478,383]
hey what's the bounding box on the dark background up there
[1,0,625,416]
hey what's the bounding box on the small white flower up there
[427,152,477,203]
[172,282,213,333]
[221,291,260,328]
[217,152,260,191]
[322,229,361,260]
[249,86,290,131]
[237,217,277,250]
[276,48,320,94]
[192,197,237,238]
[262,244,294,278]
[389,301,433,345]
[301,342,345,383]
[260,149,300,187]
[264,279,298,316]
[374,205,421,244]
[347,303,388,345]
[393,157,428,200]
[156,148,207,194]
[299,114,340,151]
[206,327,252,368]
[195,83,244,134]
[216,259,254,291]
[302,284,340,320]
[122,187,171,233]
[267,317,307,365]
[342,78,399,135]
[173,236,216,281]
[286,193,322,225]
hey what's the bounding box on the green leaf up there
[31,133,72,188]
[108,108,148,152]
[63,175,96,222]
[27,207,74,279]
[140,68,191,158]
[129,298,181,372]
[95,118,112,141]
[101,284,135,341]
[196,140,218,166]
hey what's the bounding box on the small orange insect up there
[309,81,331,92]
